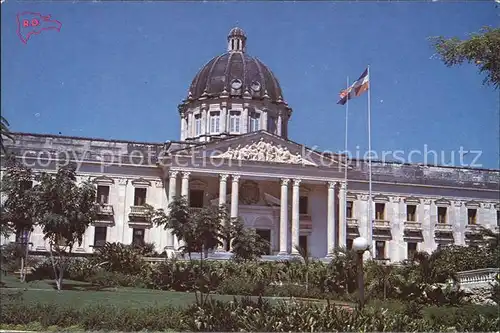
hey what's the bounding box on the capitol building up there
[2,28,499,261]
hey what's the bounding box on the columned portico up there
[326,181,336,256]
[291,179,301,255]
[279,178,290,255]
[338,181,347,248]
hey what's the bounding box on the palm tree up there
[1,116,14,152]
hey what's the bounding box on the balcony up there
[465,224,483,234]
[404,221,422,231]
[373,219,391,230]
[300,220,312,230]
[435,223,452,233]
[96,204,114,216]
[347,218,358,228]
[300,214,312,222]
[129,205,149,217]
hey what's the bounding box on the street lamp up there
[352,236,369,309]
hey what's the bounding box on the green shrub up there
[1,298,498,331]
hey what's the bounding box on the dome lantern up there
[227,27,247,53]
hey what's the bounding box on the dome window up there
[251,81,261,92]
[231,79,242,90]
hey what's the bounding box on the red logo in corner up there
[16,12,62,44]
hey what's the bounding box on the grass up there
[1,274,346,309]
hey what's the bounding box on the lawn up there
[1,274,345,309]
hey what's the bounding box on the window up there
[229,111,240,133]
[96,185,110,204]
[346,201,353,219]
[375,241,385,259]
[497,210,500,227]
[375,203,385,220]
[406,205,416,221]
[268,116,277,134]
[467,208,477,225]
[249,112,260,131]
[189,189,204,208]
[347,238,353,250]
[93,227,107,247]
[407,242,418,260]
[438,207,447,223]
[134,188,147,206]
[132,228,145,246]
[299,196,308,215]
[255,229,271,255]
[209,111,220,134]
[194,114,202,136]
[15,229,29,245]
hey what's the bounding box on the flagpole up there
[367,65,373,255]
[344,76,349,248]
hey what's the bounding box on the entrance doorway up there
[299,235,308,255]
[256,229,271,255]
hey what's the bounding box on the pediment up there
[93,175,114,186]
[171,131,343,168]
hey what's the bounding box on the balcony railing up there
[457,268,499,289]
[373,219,391,229]
[435,223,452,232]
[465,224,483,233]
[129,205,148,217]
[96,204,114,216]
[404,221,422,231]
[347,218,358,228]
[300,214,312,222]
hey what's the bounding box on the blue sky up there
[1,1,499,169]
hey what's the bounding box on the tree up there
[0,155,36,281]
[230,218,269,262]
[430,27,500,89]
[32,165,97,291]
[150,197,231,306]
[0,116,14,153]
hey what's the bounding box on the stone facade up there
[1,131,498,261]
[1,28,499,261]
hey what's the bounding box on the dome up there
[185,28,285,103]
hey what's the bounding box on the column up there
[326,181,337,256]
[181,172,190,198]
[166,171,178,250]
[277,112,283,136]
[187,113,193,139]
[291,179,301,255]
[338,181,347,248]
[201,108,207,136]
[180,115,186,141]
[279,178,289,255]
[219,174,229,250]
[230,175,240,218]
[220,102,227,134]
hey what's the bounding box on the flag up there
[16,12,62,44]
[336,68,370,105]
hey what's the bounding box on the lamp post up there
[352,236,369,309]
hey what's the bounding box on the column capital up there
[232,174,241,182]
[168,170,178,178]
[220,174,229,182]
[118,178,128,186]
[339,182,347,190]
[292,178,301,187]
[327,181,337,190]
[181,171,191,179]
[281,178,290,186]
